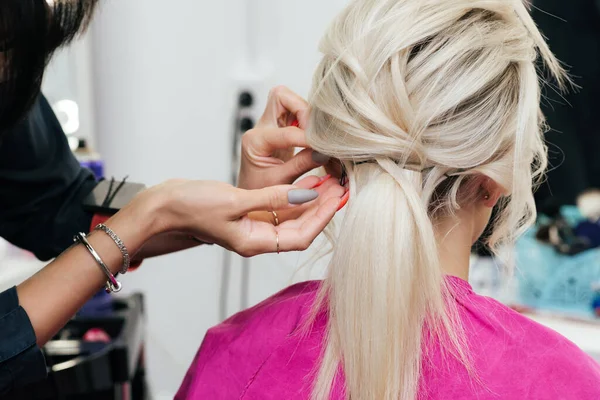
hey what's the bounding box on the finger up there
[278,197,339,252]
[247,177,341,226]
[307,176,345,201]
[247,211,275,224]
[338,191,350,211]
[238,185,319,215]
[251,126,308,152]
[237,196,339,256]
[278,148,329,184]
[259,86,310,128]
[269,178,340,227]
[249,204,310,227]
[294,175,321,189]
[279,182,345,229]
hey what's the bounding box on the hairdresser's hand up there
[142,179,342,257]
[248,174,345,226]
[238,86,331,190]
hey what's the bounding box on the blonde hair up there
[306,1,567,399]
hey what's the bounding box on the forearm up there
[132,232,206,261]
[17,197,160,346]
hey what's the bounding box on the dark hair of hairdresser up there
[0,0,99,136]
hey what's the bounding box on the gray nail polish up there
[312,151,331,165]
[288,189,319,205]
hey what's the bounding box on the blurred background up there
[1,1,600,399]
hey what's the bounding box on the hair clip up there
[340,163,348,187]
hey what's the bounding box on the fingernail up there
[288,189,319,205]
[312,151,331,165]
[337,191,350,211]
[312,174,332,189]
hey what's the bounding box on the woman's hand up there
[17,178,343,350]
[248,173,341,223]
[237,86,331,190]
[142,179,343,257]
[130,174,345,261]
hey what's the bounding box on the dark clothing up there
[0,288,48,395]
[0,95,97,260]
[532,0,600,208]
[0,95,97,395]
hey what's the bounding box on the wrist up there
[141,179,195,234]
[144,182,180,234]
[101,192,164,260]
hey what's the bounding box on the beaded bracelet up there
[95,223,130,275]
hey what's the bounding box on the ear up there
[481,177,503,208]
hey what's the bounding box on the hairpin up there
[340,162,348,187]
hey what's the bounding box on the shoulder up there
[175,281,322,399]
[218,280,322,335]
[201,280,322,363]
[460,293,600,397]
[516,315,600,397]
[205,280,322,355]
[522,319,600,398]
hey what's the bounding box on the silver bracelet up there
[95,224,130,275]
[74,232,122,293]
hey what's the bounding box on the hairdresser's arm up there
[17,179,341,343]
[16,201,154,345]
[1,196,157,394]
[3,179,341,393]
[132,180,338,260]
[131,232,204,260]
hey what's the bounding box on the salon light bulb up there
[53,99,80,135]
[68,136,80,152]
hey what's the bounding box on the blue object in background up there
[575,220,600,249]
[593,293,600,317]
[515,206,600,318]
[79,160,104,180]
[75,139,104,180]
[78,289,114,317]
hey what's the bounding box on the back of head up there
[306,1,566,399]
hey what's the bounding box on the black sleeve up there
[0,94,98,260]
[0,287,47,396]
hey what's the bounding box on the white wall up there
[43,35,97,146]
[90,1,348,397]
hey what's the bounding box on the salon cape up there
[177,277,600,399]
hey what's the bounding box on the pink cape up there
[176,277,600,399]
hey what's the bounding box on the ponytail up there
[313,161,465,400]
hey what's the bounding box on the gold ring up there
[276,231,280,254]
[271,211,280,226]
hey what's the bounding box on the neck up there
[435,215,474,282]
